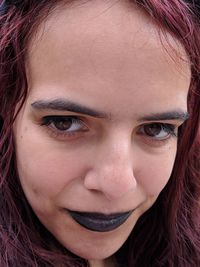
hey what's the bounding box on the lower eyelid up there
[137,135,177,148]
[42,125,87,141]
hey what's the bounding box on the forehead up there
[26,0,190,115]
[28,0,190,69]
[28,0,189,55]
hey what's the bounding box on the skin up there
[13,1,190,266]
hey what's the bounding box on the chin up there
[71,245,119,261]
[61,233,128,261]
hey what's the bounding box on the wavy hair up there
[0,0,200,266]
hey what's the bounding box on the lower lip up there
[67,210,133,232]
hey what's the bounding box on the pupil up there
[144,124,162,136]
[55,118,72,130]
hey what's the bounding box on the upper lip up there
[68,210,133,218]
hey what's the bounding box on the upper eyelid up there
[42,115,80,119]
[136,122,178,131]
[139,120,180,126]
[41,115,88,123]
[41,115,83,122]
[40,115,179,129]
[41,115,86,127]
[37,109,183,120]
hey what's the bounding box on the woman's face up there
[13,0,190,266]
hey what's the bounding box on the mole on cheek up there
[32,187,39,196]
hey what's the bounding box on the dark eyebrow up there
[139,111,189,122]
[31,99,189,122]
[31,99,110,119]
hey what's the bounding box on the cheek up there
[135,146,177,195]
[15,135,87,203]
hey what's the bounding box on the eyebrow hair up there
[31,99,110,118]
[138,111,189,122]
[31,99,189,122]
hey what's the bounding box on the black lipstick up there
[68,210,133,232]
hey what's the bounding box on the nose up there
[84,137,137,200]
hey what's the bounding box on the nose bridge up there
[84,133,137,200]
[102,137,132,172]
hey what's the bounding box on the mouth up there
[67,210,133,232]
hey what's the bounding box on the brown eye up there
[42,116,86,132]
[138,123,176,140]
[143,124,163,137]
[53,117,73,131]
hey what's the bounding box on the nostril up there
[84,169,101,191]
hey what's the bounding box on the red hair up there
[0,0,199,266]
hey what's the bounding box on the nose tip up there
[84,162,136,200]
[84,134,137,200]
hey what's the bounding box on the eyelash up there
[40,115,88,138]
[40,115,177,143]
